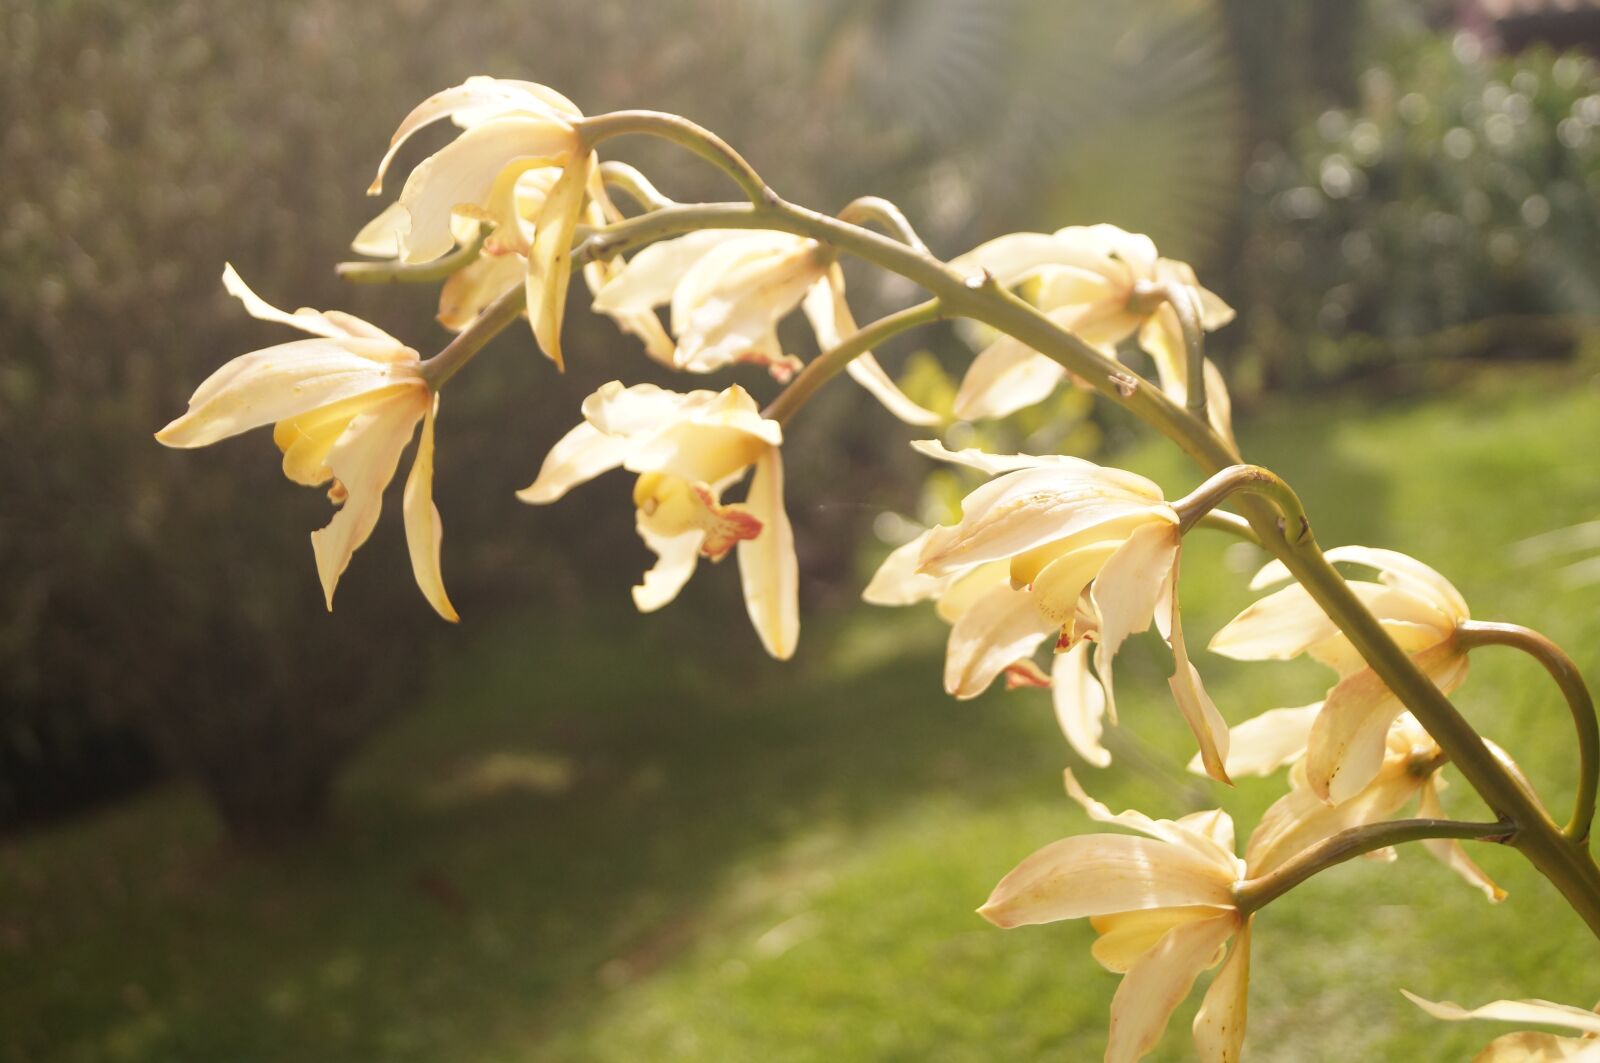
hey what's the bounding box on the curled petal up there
[737,449,799,660]
[581,380,711,438]
[802,267,941,426]
[634,522,703,613]
[1164,556,1232,785]
[221,263,402,344]
[943,583,1057,698]
[908,438,1106,477]
[592,230,745,314]
[526,151,595,369]
[1401,991,1600,1038]
[1052,641,1110,768]
[949,232,1106,287]
[978,835,1235,929]
[1250,546,1470,622]
[1105,914,1239,1063]
[1062,768,1239,872]
[402,396,458,622]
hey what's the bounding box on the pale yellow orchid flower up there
[1211,546,1471,804]
[891,442,1231,780]
[591,229,939,425]
[979,771,1252,1063]
[368,76,593,368]
[519,382,798,659]
[948,224,1235,441]
[1234,712,1506,902]
[1403,991,1600,1061]
[155,265,455,621]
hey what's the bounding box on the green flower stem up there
[836,196,930,253]
[1234,818,1512,913]
[578,111,772,204]
[417,285,524,390]
[335,224,491,284]
[1192,510,1261,546]
[598,161,676,213]
[763,300,944,425]
[1459,620,1599,843]
[1173,465,1313,544]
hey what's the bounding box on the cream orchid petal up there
[369,76,577,196]
[932,561,1012,623]
[401,396,458,622]
[351,202,410,258]
[949,232,1104,287]
[222,264,394,343]
[310,390,429,611]
[1418,777,1507,903]
[1401,991,1600,1038]
[517,421,634,504]
[525,151,595,369]
[156,342,419,448]
[1105,914,1239,1063]
[1306,617,1446,677]
[670,234,821,373]
[1188,703,1321,779]
[624,392,781,485]
[800,268,941,426]
[908,439,1109,477]
[952,333,1067,421]
[1138,305,1188,400]
[1203,359,1238,452]
[1062,768,1240,871]
[581,380,711,437]
[1245,757,1426,876]
[633,522,704,612]
[591,230,746,314]
[1473,1031,1600,1060]
[1053,641,1111,767]
[943,583,1057,698]
[437,250,526,332]
[1192,916,1252,1063]
[1030,540,1122,626]
[1307,640,1469,804]
[1252,546,1470,621]
[1090,906,1227,973]
[737,448,799,660]
[1163,551,1233,784]
[1210,579,1396,661]
[977,835,1235,929]
[918,466,1170,576]
[396,115,579,265]
[274,392,386,486]
[1092,521,1181,670]
[863,530,959,607]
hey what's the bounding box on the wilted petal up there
[525,151,595,368]
[978,836,1235,929]
[944,583,1057,698]
[1401,991,1600,1038]
[1418,777,1507,903]
[402,396,458,622]
[1105,914,1239,1063]
[1192,916,1252,1063]
[1053,641,1110,767]
[310,390,429,610]
[737,449,799,660]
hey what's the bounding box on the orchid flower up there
[591,229,939,425]
[948,224,1235,441]
[156,265,455,621]
[519,382,797,659]
[1229,712,1506,902]
[979,771,1251,1063]
[864,440,1231,781]
[1402,992,1600,1061]
[367,76,593,368]
[1211,546,1472,804]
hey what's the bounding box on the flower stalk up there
[1173,464,1313,545]
[762,299,943,425]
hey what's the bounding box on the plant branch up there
[763,300,943,425]
[418,285,524,390]
[578,110,772,204]
[1174,465,1312,545]
[1235,818,1512,913]
[1459,620,1598,843]
[336,224,491,284]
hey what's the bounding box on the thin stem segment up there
[579,111,772,204]
[1459,620,1599,843]
[418,286,524,390]
[336,224,491,285]
[1235,818,1512,913]
[1174,464,1313,545]
[763,299,943,425]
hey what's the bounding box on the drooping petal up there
[801,267,941,426]
[633,521,704,612]
[525,150,594,368]
[1189,703,1321,779]
[1191,916,1252,1063]
[1164,554,1232,785]
[1053,641,1110,767]
[978,836,1235,929]
[1062,768,1240,871]
[310,390,429,610]
[221,263,399,344]
[1418,777,1507,903]
[516,421,635,504]
[952,333,1067,421]
[156,342,420,449]
[402,395,458,622]
[396,116,579,265]
[1091,521,1182,719]
[1306,640,1469,804]
[438,249,527,332]
[1105,914,1239,1063]
[737,449,799,660]
[943,583,1057,698]
[1400,991,1600,1038]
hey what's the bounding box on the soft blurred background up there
[5,0,1600,1058]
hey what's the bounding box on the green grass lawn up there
[5,363,1600,1062]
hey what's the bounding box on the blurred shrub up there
[1236,17,1600,389]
